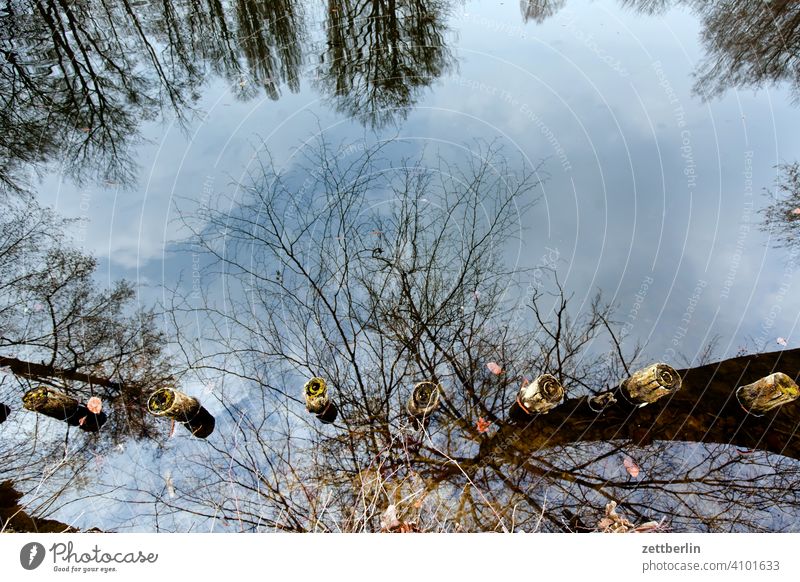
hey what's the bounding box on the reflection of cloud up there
[25,0,800,378]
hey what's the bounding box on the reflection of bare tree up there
[318,0,454,128]
[1,0,455,193]
[620,0,800,101]
[112,137,800,533]
[0,0,306,194]
[693,1,800,101]
[760,162,800,248]
[520,0,566,23]
[0,0,196,193]
[0,196,180,531]
[1,480,84,532]
[618,0,680,15]
[527,0,800,104]
[234,0,303,100]
[0,198,173,441]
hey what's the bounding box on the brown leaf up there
[380,504,400,532]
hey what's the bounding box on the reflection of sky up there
[37,0,800,373]
[12,0,800,533]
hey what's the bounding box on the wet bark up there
[147,388,215,438]
[486,348,800,462]
[21,387,107,432]
[407,381,440,429]
[303,377,338,424]
[509,374,565,421]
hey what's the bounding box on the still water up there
[27,0,800,362]
[3,0,800,532]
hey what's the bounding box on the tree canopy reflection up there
[6,0,798,195]
[4,0,800,532]
[619,0,800,101]
[133,137,800,533]
[0,0,451,193]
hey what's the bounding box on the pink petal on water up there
[86,396,103,414]
[78,416,87,426]
[791,208,800,215]
[623,456,641,478]
[486,362,503,375]
[777,337,788,346]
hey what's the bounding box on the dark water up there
[3,0,800,532]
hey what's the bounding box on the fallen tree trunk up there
[0,356,122,391]
[303,377,339,424]
[147,387,215,438]
[509,374,565,422]
[407,381,441,429]
[486,349,800,462]
[21,387,107,432]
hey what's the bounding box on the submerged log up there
[736,372,800,415]
[620,363,681,405]
[304,377,338,424]
[147,387,215,438]
[0,403,9,424]
[22,386,78,421]
[482,349,800,463]
[21,386,107,432]
[509,374,564,422]
[407,381,441,429]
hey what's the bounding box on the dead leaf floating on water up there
[379,504,419,533]
[623,456,640,478]
[486,362,503,375]
[380,504,400,531]
[598,501,664,532]
[476,417,492,433]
